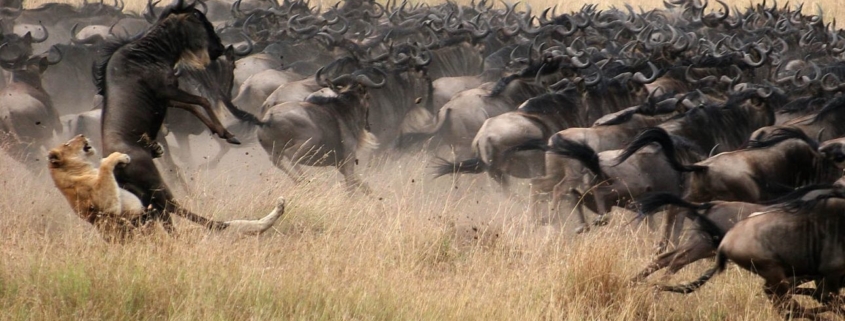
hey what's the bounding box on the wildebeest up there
[630,192,767,282]
[656,186,845,319]
[257,66,386,193]
[630,127,841,252]
[97,0,280,234]
[0,45,62,169]
[433,62,661,193]
[749,94,845,143]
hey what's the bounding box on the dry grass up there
[6,0,845,319]
[0,133,830,321]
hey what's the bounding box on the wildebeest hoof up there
[225,136,241,145]
[150,142,165,159]
[593,215,610,226]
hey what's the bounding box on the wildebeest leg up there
[631,248,683,283]
[167,92,239,145]
[529,176,557,221]
[339,160,371,195]
[271,155,304,184]
[656,207,684,254]
[569,190,590,234]
[154,136,192,194]
[173,132,194,166]
[114,146,178,233]
[488,168,510,195]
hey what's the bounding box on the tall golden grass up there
[0,138,827,320]
[5,0,845,319]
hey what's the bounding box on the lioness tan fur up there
[48,134,147,242]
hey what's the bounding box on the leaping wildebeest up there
[97,0,282,235]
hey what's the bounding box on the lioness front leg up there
[94,152,131,214]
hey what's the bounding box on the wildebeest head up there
[819,137,845,167]
[156,0,225,68]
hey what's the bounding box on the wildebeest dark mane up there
[93,37,134,96]
[745,127,818,150]
[667,96,770,151]
[773,187,845,215]
[759,184,838,206]
[778,96,826,114]
[489,57,563,97]
[810,94,845,124]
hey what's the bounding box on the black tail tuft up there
[657,251,727,294]
[614,127,706,172]
[635,192,715,216]
[431,157,487,178]
[548,135,603,177]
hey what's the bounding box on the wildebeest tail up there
[489,74,518,97]
[635,192,715,216]
[548,135,603,178]
[637,192,726,248]
[432,157,486,177]
[614,127,706,172]
[657,251,728,293]
[222,99,266,127]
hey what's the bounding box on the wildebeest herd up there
[4,0,845,317]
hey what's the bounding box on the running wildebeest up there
[97,0,282,234]
[655,186,845,319]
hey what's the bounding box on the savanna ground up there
[4,0,845,319]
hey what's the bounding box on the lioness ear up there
[48,151,62,167]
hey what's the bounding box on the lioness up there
[48,135,286,242]
[48,134,149,242]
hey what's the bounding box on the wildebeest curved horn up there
[354,68,387,88]
[533,63,547,85]
[46,46,63,65]
[570,54,590,68]
[230,0,243,18]
[413,47,432,67]
[712,0,728,21]
[685,65,715,84]
[30,21,49,43]
[555,14,577,36]
[821,73,842,92]
[612,72,632,83]
[242,13,256,34]
[145,0,160,23]
[708,144,720,157]
[364,2,385,18]
[324,15,348,35]
[633,62,659,83]
[756,86,773,99]
[549,77,572,90]
[70,23,104,44]
[0,43,27,67]
[315,66,328,87]
[233,32,253,56]
[116,0,125,11]
[583,70,602,87]
[288,15,318,34]
[741,45,767,68]
[194,0,207,14]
